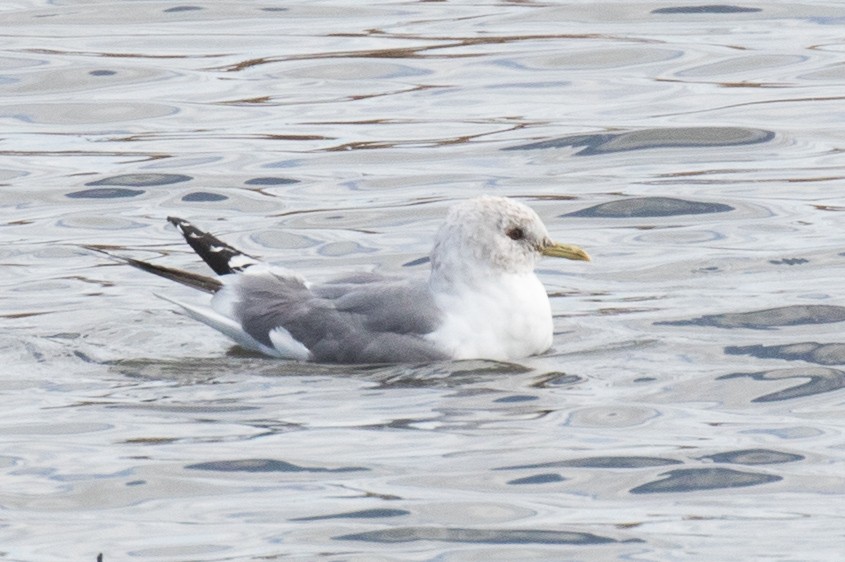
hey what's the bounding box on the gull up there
[110,196,590,364]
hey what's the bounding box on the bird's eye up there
[506,227,525,241]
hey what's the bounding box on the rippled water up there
[3,1,845,560]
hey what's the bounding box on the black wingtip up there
[165,217,259,275]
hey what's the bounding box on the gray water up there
[2,1,845,560]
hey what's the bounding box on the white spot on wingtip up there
[228,255,259,270]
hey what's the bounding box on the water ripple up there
[3,1,844,559]
[335,526,633,545]
[630,467,782,494]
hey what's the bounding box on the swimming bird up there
[112,196,589,364]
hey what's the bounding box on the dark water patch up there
[702,449,804,465]
[107,355,309,381]
[73,350,98,364]
[335,527,628,545]
[244,176,300,186]
[181,191,228,202]
[403,256,430,267]
[114,403,259,414]
[503,127,773,155]
[367,360,533,389]
[66,188,144,199]
[291,508,409,521]
[530,372,583,388]
[561,456,683,469]
[769,258,809,266]
[507,473,566,485]
[652,5,762,14]
[630,468,781,494]
[657,305,845,329]
[565,197,733,218]
[718,367,845,402]
[725,342,845,365]
[164,5,203,12]
[500,456,683,470]
[86,173,192,187]
[358,418,431,431]
[494,394,538,403]
[89,70,117,76]
[113,355,516,384]
[123,437,179,445]
[185,458,368,473]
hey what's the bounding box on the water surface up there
[2,1,845,561]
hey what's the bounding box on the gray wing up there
[220,268,447,364]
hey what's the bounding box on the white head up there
[430,196,589,286]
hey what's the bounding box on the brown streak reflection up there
[213,33,635,72]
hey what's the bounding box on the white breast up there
[426,272,553,361]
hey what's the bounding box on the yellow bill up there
[541,241,591,262]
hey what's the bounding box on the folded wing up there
[117,218,447,363]
[212,266,446,363]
